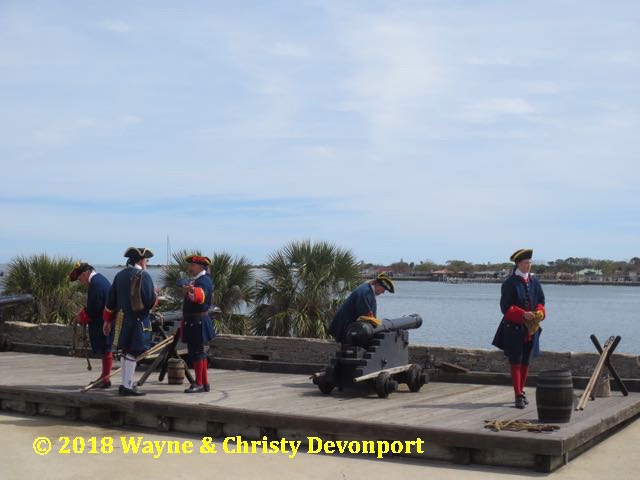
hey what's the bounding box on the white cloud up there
[464,55,518,66]
[456,98,536,123]
[102,19,131,33]
[2,1,639,263]
[33,118,98,146]
[265,42,309,58]
[120,115,141,126]
[344,17,441,99]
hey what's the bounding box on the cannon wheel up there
[317,377,335,394]
[375,372,397,398]
[407,364,425,393]
[315,368,335,395]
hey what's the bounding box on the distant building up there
[470,270,499,280]
[576,269,604,282]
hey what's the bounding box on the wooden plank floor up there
[1,352,639,471]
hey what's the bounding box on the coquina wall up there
[2,321,639,379]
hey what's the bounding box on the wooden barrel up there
[536,370,574,423]
[167,358,185,385]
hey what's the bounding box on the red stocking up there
[201,359,209,385]
[194,360,203,386]
[101,352,113,380]
[520,365,529,393]
[510,364,522,396]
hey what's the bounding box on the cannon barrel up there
[373,314,422,334]
[0,294,34,309]
[344,314,423,347]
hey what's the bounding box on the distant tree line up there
[365,257,640,277]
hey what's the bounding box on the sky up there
[1,1,639,265]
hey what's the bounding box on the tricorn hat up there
[184,254,211,266]
[124,247,154,261]
[69,262,93,281]
[376,272,395,293]
[510,248,533,264]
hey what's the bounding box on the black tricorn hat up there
[510,248,533,264]
[69,262,93,281]
[124,247,154,261]
[376,272,395,293]
[184,255,211,266]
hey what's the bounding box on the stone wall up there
[210,334,640,379]
[1,321,73,347]
[2,321,639,378]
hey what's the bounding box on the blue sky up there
[1,1,639,265]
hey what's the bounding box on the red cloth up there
[101,352,112,380]
[201,359,208,385]
[77,309,91,325]
[520,364,529,393]
[510,364,522,396]
[102,309,115,322]
[504,305,526,324]
[188,287,206,305]
[194,359,203,386]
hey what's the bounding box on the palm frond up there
[250,240,362,338]
[0,254,83,324]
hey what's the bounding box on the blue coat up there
[492,274,545,361]
[328,283,377,343]
[105,267,156,354]
[85,272,113,354]
[182,273,216,346]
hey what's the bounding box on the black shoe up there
[522,392,529,405]
[203,384,210,392]
[515,395,526,409]
[119,385,146,396]
[97,380,112,389]
[184,385,205,394]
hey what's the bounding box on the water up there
[2,265,639,354]
[377,281,640,354]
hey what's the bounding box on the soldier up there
[328,272,395,343]
[492,248,546,409]
[69,262,113,388]
[180,255,216,393]
[103,247,157,396]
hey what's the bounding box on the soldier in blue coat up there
[492,249,546,409]
[180,255,216,393]
[328,273,395,343]
[69,262,113,388]
[103,247,157,396]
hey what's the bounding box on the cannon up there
[0,294,34,309]
[312,314,428,398]
[0,294,34,323]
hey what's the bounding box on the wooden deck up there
[1,352,639,472]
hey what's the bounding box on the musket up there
[81,322,92,371]
[112,311,124,360]
[71,319,92,370]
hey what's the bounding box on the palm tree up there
[209,252,255,334]
[1,254,84,324]
[160,250,255,334]
[250,240,362,338]
[160,249,199,307]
